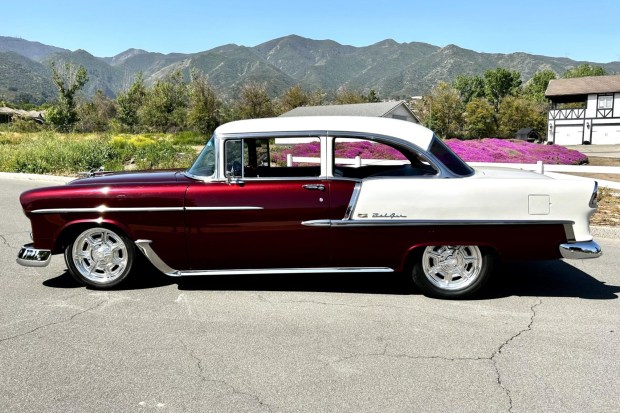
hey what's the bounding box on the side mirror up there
[225,170,243,186]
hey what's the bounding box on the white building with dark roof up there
[280,101,420,123]
[546,75,620,145]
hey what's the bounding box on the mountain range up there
[1,34,620,105]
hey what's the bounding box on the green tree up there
[187,70,221,135]
[116,73,146,132]
[463,98,496,139]
[276,84,313,115]
[139,71,188,132]
[562,64,607,78]
[483,68,522,112]
[414,81,464,138]
[497,96,546,137]
[45,62,89,131]
[236,82,275,119]
[453,74,485,104]
[77,90,117,132]
[523,69,557,103]
[334,87,367,104]
[365,89,381,103]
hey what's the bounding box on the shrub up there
[0,132,196,175]
[446,138,588,165]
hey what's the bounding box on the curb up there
[590,225,620,240]
[0,172,74,183]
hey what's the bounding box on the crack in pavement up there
[0,231,31,249]
[179,339,274,413]
[331,298,543,413]
[491,298,542,413]
[0,298,109,344]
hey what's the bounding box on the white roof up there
[214,116,435,149]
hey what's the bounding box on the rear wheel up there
[64,227,134,289]
[412,245,493,299]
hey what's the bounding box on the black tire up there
[64,227,134,289]
[412,245,493,299]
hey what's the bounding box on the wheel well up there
[54,223,131,254]
[402,244,499,273]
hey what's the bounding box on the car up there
[17,116,602,298]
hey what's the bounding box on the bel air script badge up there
[372,212,407,219]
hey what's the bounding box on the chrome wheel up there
[421,245,483,291]
[69,228,131,285]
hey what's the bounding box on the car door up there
[185,136,330,270]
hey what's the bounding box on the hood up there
[67,169,188,186]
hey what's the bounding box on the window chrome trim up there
[135,239,393,277]
[343,182,362,220]
[302,219,574,227]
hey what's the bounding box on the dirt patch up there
[591,188,620,226]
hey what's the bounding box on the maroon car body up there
[17,116,601,298]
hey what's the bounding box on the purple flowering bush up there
[272,141,407,165]
[272,139,588,166]
[446,138,588,165]
[272,141,321,165]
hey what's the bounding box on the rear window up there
[428,137,473,176]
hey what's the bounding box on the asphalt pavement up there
[1,177,619,413]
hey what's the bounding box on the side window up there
[333,137,437,179]
[225,137,321,178]
[224,140,243,176]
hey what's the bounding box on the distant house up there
[0,107,45,124]
[545,75,620,145]
[280,101,420,123]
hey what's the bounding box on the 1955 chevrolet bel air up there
[17,116,602,298]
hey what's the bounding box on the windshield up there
[428,136,474,176]
[187,137,216,177]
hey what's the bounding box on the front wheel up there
[64,227,134,289]
[412,245,493,299]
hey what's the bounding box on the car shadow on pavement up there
[42,260,619,300]
[176,260,619,300]
[43,269,176,290]
[481,260,619,300]
[175,271,415,295]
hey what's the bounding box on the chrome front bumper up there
[16,243,52,267]
[559,240,602,259]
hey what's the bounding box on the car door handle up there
[303,184,326,191]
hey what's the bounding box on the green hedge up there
[0,132,197,175]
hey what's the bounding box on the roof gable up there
[280,101,418,121]
[546,75,620,97]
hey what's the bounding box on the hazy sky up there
[3,0,620,63]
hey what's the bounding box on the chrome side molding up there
[302,219,574,227]
[559,240,602,259]
[134,239,393,277]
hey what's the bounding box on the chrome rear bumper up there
[559,240,602,259]
[16,243,52,267]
